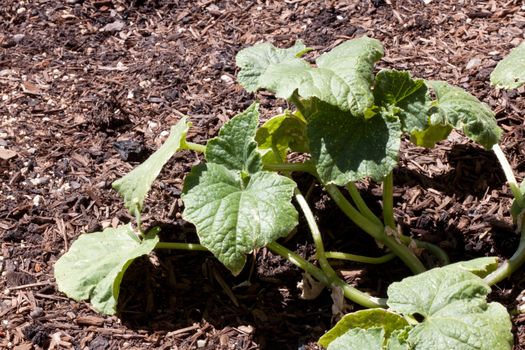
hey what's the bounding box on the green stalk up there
[326,184,426,274]
[383,171,396,229]
[289,92,308,118]
[484,219,525,285]
[346,182,383,227]
[155,242,209,251]
[182,141,206,154]
[492,144,522,202]
[267,243,386,308]
[401,237,450,266]
[325,251,395,264]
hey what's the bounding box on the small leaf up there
[255,111,309,164]
[374,69,431,134]
[388,266,513,350]
[206,103,262,174]
[54,225,159,315]
[327,328,384,350]
[425,80,501,149]
[319,309,409,348]
[236,37,383,115]
[182,163,298,275]
[112,118,189,216]
[491,41,525,89]
[511,181,525,221]
[308,101,401,185]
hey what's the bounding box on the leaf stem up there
[346,182,383,227]
[289,92,308,118]
[325,251,395,264]
[155,242,209,251]
[325,184,427,274]
[267,242,386,308]
[484,218,525,285]
[383,171,396,229]
[182,141,206,154]
[492,144,522,202]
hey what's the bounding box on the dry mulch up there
[1,0,525,349]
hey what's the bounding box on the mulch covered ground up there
[1,0,525,349]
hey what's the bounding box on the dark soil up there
[1,0,525,349]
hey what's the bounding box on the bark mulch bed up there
[1,0,525,349]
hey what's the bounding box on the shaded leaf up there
[182,163,297,275]
[255,111,308,163]
[425,81,501,149]
[112,118,189,216]
[374,69,431,134]
[54,225,159,315]
[308,101,401,185]
[491,41,525,89]
[327,328,384,350]
[206,103,262,174]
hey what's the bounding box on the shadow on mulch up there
[116,222,332,349]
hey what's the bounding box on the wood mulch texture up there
[1,0,525,349]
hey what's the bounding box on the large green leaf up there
[319,309,409,348]
[308,101,401,185]
[54,225,159,315]
[388,266,513,350]
[182,163,298,275]
[424,81,501,149]
[491,41,525,89]
[255,111,309,164]
[113,118,189,216]
[444,257,499,278]
[374,70,431,134]
[236,37,384,115]
[206,103,262,174]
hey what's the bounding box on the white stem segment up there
[492,144,522,201]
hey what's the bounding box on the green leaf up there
[112,118,189,216]
[308,101,401,185]
[255,111,309,164]
[491,41,525,89]
[511,181,525,221]
[236,40,309,93]
[182,163,298,275]
[236,37,384,115]
[206,103,262,174]
[374,70,431,134]
[388,266,513,350]
[444,257,499,278]
[425,81,501,149]
[319,309,409,348]
[327,328,385,350]
[54,225,159,315]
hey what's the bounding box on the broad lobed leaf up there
[236,36,384,116]
[54,225,159,315]
[490,41,525,89]
[112,118,189,216]
[182,163,298,275]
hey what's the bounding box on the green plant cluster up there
[54,37,525,349]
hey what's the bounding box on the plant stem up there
[383,171,396,229]
[155,242,209,251]
[484,219,525,285]
[289,92,308,118]
[346,183,383,227]
[183,141,206,154]
[325,251,395,264]
[326,184,427,274]
[492,144,522,202]
[264,161,316,174]
[403,237,450,266]
[267,242,386,308]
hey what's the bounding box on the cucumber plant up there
[54,37,523,349]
